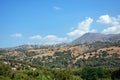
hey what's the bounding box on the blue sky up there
[0,0,120,48]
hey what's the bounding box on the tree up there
[111,69,120,80]
[101,51,109,57]
[81,67,106,80]
[81,67,98,80]
[0,62,11,77]
[96,67,106,80]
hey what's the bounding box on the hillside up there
[72,33,120,44]
[0,33,120,69]
[0,40,120,69]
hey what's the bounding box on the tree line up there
[0,61,120,80]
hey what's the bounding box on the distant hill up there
[72,33,120,44]
[0,33,120,69]
[1,41,120,68]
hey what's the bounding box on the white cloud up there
[53,6,61,10]
[44,35,67,44]
[97,14,119,25]
[29,35,42,40]
[67,17,95,38]
[28,15,120,45]
[11,33,22,37]
[102,25,120,34]
[29,34,67,44]
[97,14,120,34]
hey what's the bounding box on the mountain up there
[72,33,120,44]
[0,33,120,69]
[1,40,120,69]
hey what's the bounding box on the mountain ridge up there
[0,35,120,68]
[72,33,120,44]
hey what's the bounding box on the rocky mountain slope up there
[72,33,120,44]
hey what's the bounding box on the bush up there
[111,69,120,80]
[81,67,106,80]
[0,62,11,77]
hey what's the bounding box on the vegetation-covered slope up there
[0,33,120,80]
[0,41,120,69]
